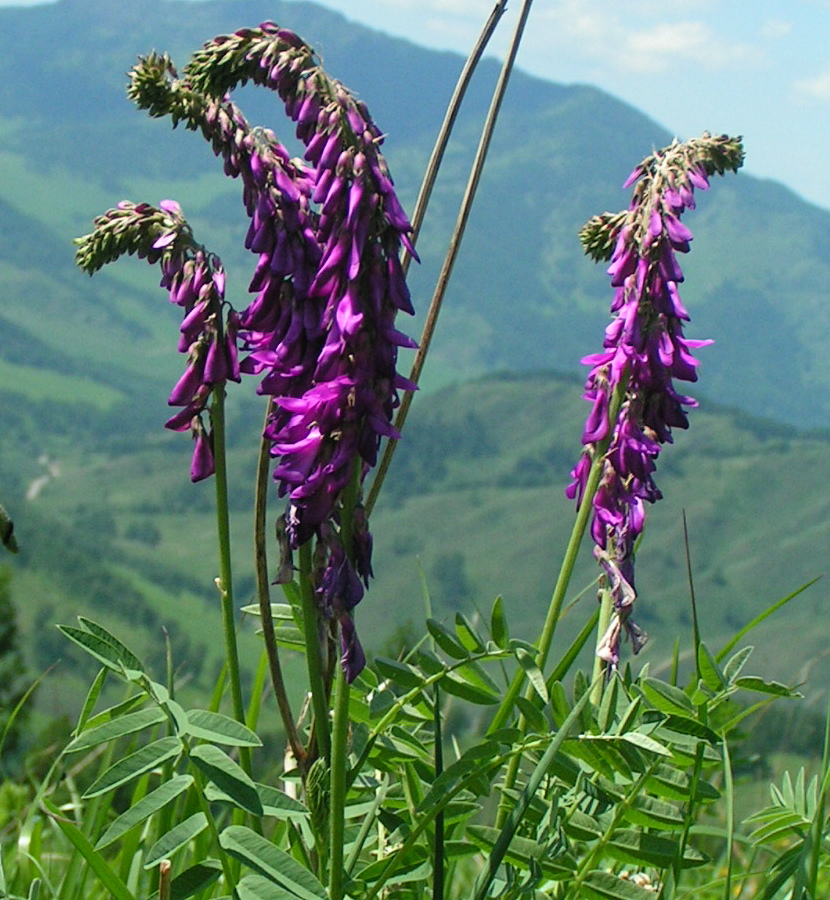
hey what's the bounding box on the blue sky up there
[288,0,830,213]
[3,0,829,211]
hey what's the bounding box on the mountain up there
[0,0,829,427]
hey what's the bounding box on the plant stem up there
[488,378,627,736]
[253,399,305,770]
[365,0,513,517]
[487,449,601,737]
[298,540,330,761]
[490,380,626,828]
[158,860,171,900]
[328,457,362,899]
[210,385,252,778]
[472,678,599,900]
[328,658,350,900]
[433,685,445,900]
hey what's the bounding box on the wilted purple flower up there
[571,134,743,668]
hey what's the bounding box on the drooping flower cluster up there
[570,134,744,668]
[184,24,416,535]
[75,200,239,482]
[121,24,418,680]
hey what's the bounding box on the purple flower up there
[120,27,420,682]
[154,209,239,483]
[75,199,239,485]
[571,135,744,668]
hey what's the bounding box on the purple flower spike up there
[121,25,421,683]
[573,134,743,669]
[75,199,240,483]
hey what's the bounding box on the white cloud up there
[794,64,830,102]
[527,1,756,76]
[761,19,792,40]
[619,21,754,73]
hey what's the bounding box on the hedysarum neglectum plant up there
[573,133,744,670]
[54,13,819,898]
[78,23,417,690]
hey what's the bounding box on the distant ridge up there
[2,0,828,427]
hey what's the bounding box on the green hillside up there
[4,367,827,727]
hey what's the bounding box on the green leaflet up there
[490,595,509,649]
[169,861,223,900]
[43,799,134,900]
[514,647,549,704]
[426,618,469,659]
[190,744,263,816]
[144,813,208,868]
[95,774,193,849]
[640,678,695,717]
[606,829,707,868]
[184,709,263,747]
[219,826,327,900]
[83,736,181,798]
[65,707,166,754]
[58,619,143,674]
[583,869,659,899]
[236,873,295,899]
[466,825,575,878]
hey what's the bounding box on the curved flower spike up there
[76,200,238,483]
[571,133,743,668]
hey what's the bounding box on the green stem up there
[488,378,627,736]
[192,765,238,895]
[365,0,516,517]
[567,765,655,900]
[253,399,305,769]
[299,541,330,761]
[490,380,626,829]
[210,386,252,779]
[328,659,350,900]
[472,679,599,900]
[328,457,362,899]
[433,684,445,900]
[487,447,602,738]
[347,649,510,791]
[806,695,830,897]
